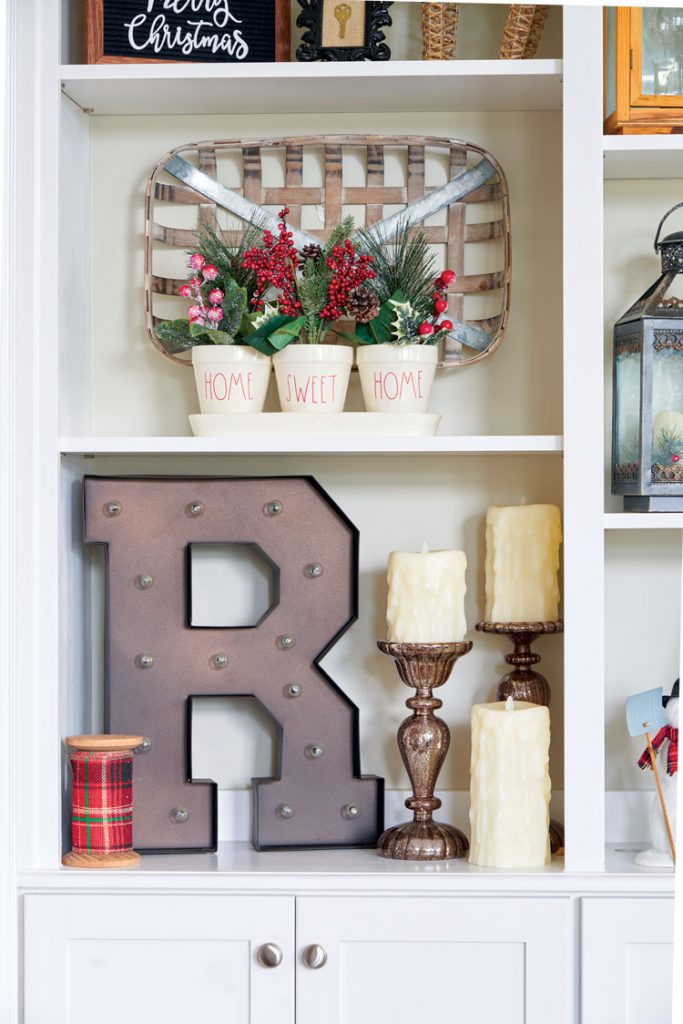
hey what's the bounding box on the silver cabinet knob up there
[257,943,283,968]
[303,944,328,970]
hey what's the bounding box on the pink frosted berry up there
[188,253,205,271]
[187,305,204,319]
[178,285,192,298]
[189,316,206,325]
[208,288,224,305]
[189,276,202,289]
[207,307,224,324]
[202,264,219,281]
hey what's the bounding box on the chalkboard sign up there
[85,0,291,64]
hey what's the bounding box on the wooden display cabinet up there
[605,7,683,134]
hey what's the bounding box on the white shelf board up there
[60,59,563,116]
[17,845,674,896]
[59,435,564,456]
[603,135,683,180]
[604,512,683,530]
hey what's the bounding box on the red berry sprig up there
[320,239,376,322]
[429,268,456,331]
[242,209,303,317]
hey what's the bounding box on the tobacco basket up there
[145,135,511,370]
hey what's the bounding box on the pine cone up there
[347,286,381,324]
[300,244,323,266]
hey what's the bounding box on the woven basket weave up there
[145,135,511,370]
[499,5,550,59]
[421,3,459,61]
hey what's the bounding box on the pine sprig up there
[654,426,683,464]
[357,219,436,316]
[298,257,332,344]
[196,218,265,294]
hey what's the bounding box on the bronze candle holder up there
[377,640,472,861]
[475,619,564,852]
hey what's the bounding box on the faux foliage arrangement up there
[155,212,458,355]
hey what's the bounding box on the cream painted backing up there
[603,182,683,791]
[85,453,564,792]
[89,109,562,436]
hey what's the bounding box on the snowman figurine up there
[635,680,678,868]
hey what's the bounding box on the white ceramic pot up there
[191,345,271,414]
[273,344,353,413]
[356,343,439,413]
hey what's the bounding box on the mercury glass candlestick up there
[377,640,472,861]
[475,620,564,853]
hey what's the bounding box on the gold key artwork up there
[334,3,352,39]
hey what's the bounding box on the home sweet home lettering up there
[85,0,291,64]
[84,475,384,852]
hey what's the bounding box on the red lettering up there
[227,373,247,400]
[204,372,214,400]
[294,376,311,403]
[399,371,421,399]
[373,371,383,399]
[246,372,254,400]
[286,375,293,404]
[383,371,399,401]
[212,372,227,401]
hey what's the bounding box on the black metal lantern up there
[612,202,683,511]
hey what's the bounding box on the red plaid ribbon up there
[638,726,678,777]
[70,750,134,854]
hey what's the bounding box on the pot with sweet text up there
[273,344,353,414]
[192,345,272,414]
[356,344,439,414]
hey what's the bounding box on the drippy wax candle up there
[469,697,551,868]
[387,543,467,643]
[485,504,562,622]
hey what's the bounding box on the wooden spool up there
[145,134,511,371]
[63,734,143,869]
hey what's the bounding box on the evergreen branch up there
[357,218,436,316]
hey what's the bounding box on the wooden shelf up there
[603,136,683,180]
[60,59,563,116]
[59,435,564,456]
[604,512,683,530]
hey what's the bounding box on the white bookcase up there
[1,4,679,1023]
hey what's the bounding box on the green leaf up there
[249,314,298,342]
[221,284,248,337]
[269,316,306,351]
[189,322,234,346]
[352,323,373,345]
[154,319,193,353]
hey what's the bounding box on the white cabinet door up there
[23,894,294,1024]
[297,896,570,1024]
[582,898,674,1024]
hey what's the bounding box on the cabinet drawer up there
[23,893,295,1024]
[297,895,570,1024]
[581,897,674,1024]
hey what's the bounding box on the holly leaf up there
[369,290,406,344]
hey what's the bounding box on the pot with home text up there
[356,344,439,413]
[192,345,272,414]
[273,344,353,413]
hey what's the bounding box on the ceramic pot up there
[273,344,353,413]
[191,345,271,414]
[356,344,439,413]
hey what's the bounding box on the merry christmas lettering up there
[373,369,425,402]
[285,373,338,406]
[125,1,249,58]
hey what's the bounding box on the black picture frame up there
[296,1,393,62]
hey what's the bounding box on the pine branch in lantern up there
[653,427,683,466]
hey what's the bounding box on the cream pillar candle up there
[387,543,467,642]
[469,697,551,868]
[485,504,562,622]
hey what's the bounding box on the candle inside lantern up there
[469,697,551,868]
[485,504,562,622]
[387,543,467,642]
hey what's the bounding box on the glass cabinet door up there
[636,7,683,102]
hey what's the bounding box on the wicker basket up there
[421,3,459,61]
[499,5,550,59]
